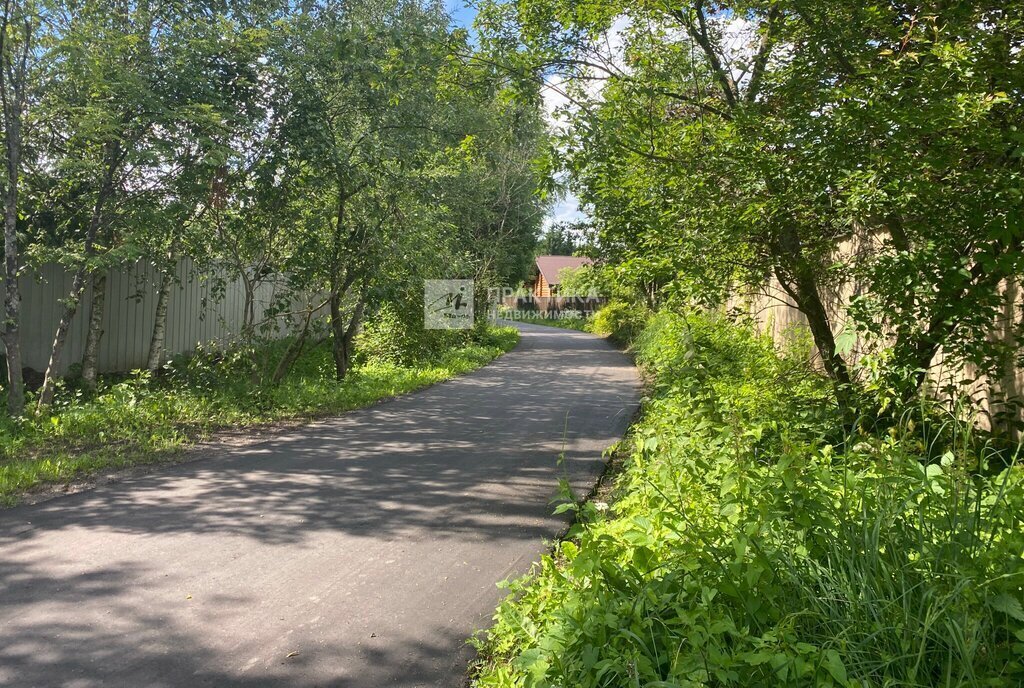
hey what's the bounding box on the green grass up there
[0,326,519,504]
[471,311,1024,688]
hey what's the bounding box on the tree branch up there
[670,1,738,107]
[746,6,781,102]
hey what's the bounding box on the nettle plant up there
[473,311,1024,688]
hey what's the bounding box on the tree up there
[273,0,470,380]
[537,221,582,256]
[0,0,551,415]
[429,54,550,310]
[479,0,1024,415]
[139,1,282,372]
[35,0,164,407]
[0,0,38,415]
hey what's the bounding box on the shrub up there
[353,301,470,366]
[353,303,420,366]
[472,311,1024,687]
[589,301,649,344]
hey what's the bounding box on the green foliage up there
[472,312,1024,687]
[0,326,519,503]
[589,301,648,344]
[2,0,549,413]
[480,0,1024,415]
[353,300,516,366]
[552,266,593,298]
[353,302,460,367]
[536,222,583,256]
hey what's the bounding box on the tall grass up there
[472,311,1024,687]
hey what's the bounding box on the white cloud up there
[543,193,585,231]
[542,13,630,121]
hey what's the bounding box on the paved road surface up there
[0,323,640,687]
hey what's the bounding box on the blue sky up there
[448,1,477,31]
[447,1,585,233]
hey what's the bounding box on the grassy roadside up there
[0,326,519,505]
[470,311,1024,687]
[501,313,591,332]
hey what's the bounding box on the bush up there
[472,311,1024,688]
[589,301,649,344]
[353,303,422,366]
[353,302,470,366]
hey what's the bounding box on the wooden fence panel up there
[727,242,1023,431]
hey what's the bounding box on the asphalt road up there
[0,323,640,688]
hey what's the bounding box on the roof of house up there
[535,255,593,285]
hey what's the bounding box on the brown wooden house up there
[531,255,593,297]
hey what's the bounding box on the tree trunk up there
[147,269,172,372]
[271,334,309,385]
[329,188,349,381]
[0,8,27,416]
[772,226,853,412]
[2,259,24,415]
[326,179,372,382]
[38,143,120,410]
[330,291,347,381]
[239,269,256,341]
[331,294,364,381]
[80,272,107,390]
[775,266,852,401]
[271,308,316,385]
[1,103,23,416]
[38,268,90,408]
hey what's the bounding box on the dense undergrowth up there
[0,326,518,504]
[472,310,1024,687]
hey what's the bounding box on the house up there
[531,255,593,297]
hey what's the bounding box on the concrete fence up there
[6,259,296,376]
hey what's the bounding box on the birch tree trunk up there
[80,272,107,390]
[0,2,30,416]
[38,143,120,409]
[2,188,23,415]
[1,98,23,415]
[38,269,90,408]
[146,269,172,372]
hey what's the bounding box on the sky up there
[447,2,585,233]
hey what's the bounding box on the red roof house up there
[531,255,593,297]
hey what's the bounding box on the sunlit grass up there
[501,312,591,332]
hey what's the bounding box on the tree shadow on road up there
[2,326,637,547]
[0,325,640,687]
